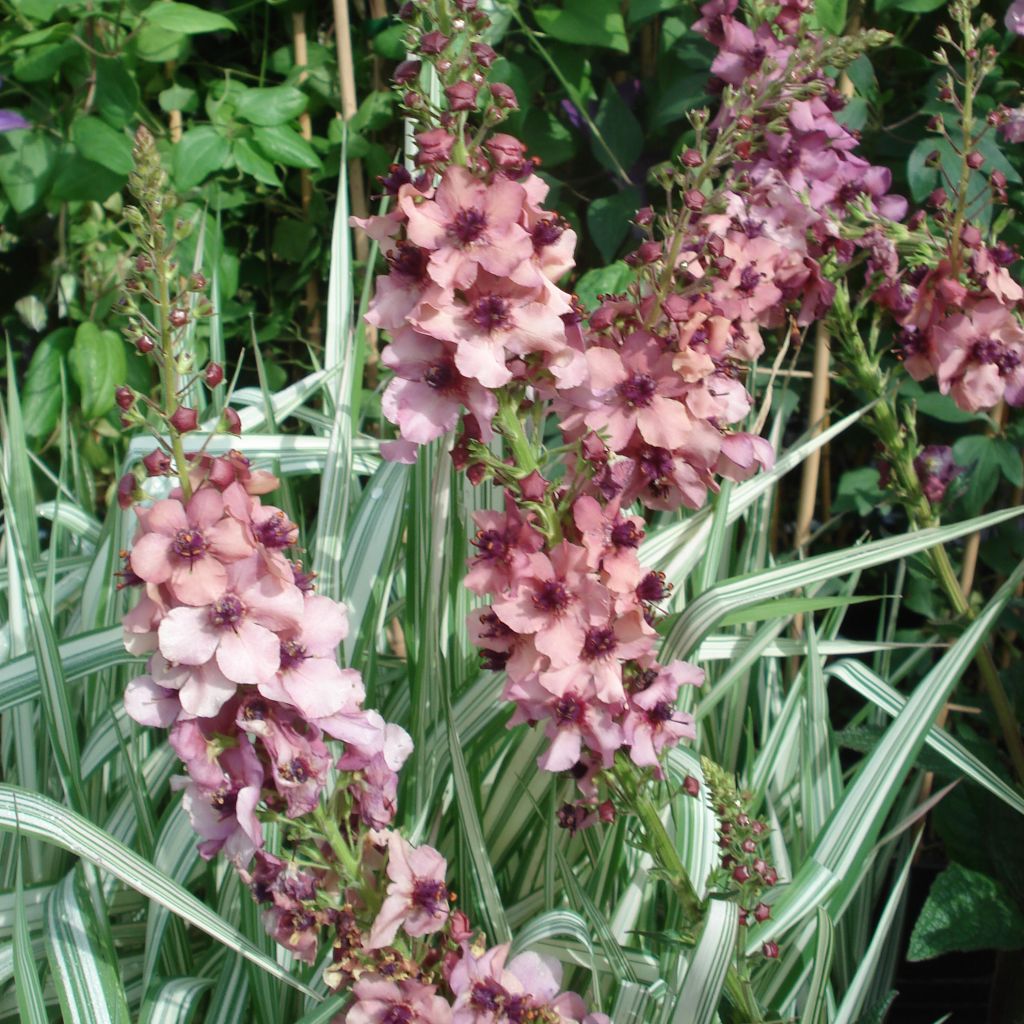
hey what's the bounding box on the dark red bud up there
[170,406,198,433]
[135,334,155,353]
[681,148,702,167]
[732,865,751,883]
[223,407,242,436]
[394,59,422,84]
[753,902,771,922]
[115,386,135,411]
[684,189,706,212]
[762,941,780,959]
[168,308,189,328]
[682,775,700,797]
[142,449,172,476]
[116,473,137,509]
[204,362,224,388]
[741,838,756,854]
[598,800,615,823]
[966,151,983,169]
[135,254,152,273]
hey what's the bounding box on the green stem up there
[832,307,1024,783]
[154,232,192,501]
[315,808,363,883]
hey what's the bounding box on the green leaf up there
[51,148,127,202]
[142,2,235,34]
[992,437,1023,488]
[592,82,643,175]
[234,85,307,126]
[232,138,281,187]
[534,0,628,52]
[68,322,125,421]
[908,862,1024,960]
[22,326,72,439]
[11,39,77,82]
[801,909,835,1024]
[574,262,636,311]
[134,24,188,63]
[159,84,198,113]
[139,978,212,1024]
[0,129,57,214]
[12,856,47,1024]
[718,594,879,628]
[93,59,140,128]
[46,871,132,1024]
[669,900,737,1024]
[952,435,1001,516]
[71,116,134,174]
[272,217,317,261]
[913,391,989,424]
[814,0,848,33]
[173,126,231,190]
[252,124,320,169]
[587,187,642,263]
[627,0,680,24]
[520,109,575,168]
[877,0,947,11]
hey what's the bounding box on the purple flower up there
[0,110,29,133]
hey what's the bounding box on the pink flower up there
[1006,0,1024,34]
[130,489,253,606]
[123,673,180,727]
[367,834,450,948]
[491,543,609,668]
[381,328,498,445]
[933,299,1024,411]
[572,495,645,593]
[150,649,238,718]
[623,661,702,768]
[464,502,544,596]
[258,594,364,719]
[348,977,452,1024]
[402,165,534,289]
[157,556,304,686]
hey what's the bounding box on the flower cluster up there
[466,495,703,780]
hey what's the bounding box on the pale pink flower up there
[464,503,544,596]
[367,833,450,948]
[123,673,180,727]
[402,165,534,289]
[130,489,253,606]
[157,556,304,686]
[623,661,702,768]
[348,977,452,1024]
[572,495,645,593]
[1006,0,1024,35]
[150,649,238,718]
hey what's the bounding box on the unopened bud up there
[753,902,771,922]
[762,941,780,959]
[966,151,983,169]
[115,386,135,411]
[169,406,198,433]
[142,449,172,476]
[684,189,705,212]
[136,334,155,354]
[168,308,189,328]
[682,775,701,797]
[681,148,702,167]
[223,407,242,435]
[204,362,224,388]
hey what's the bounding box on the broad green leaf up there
[51,148,127,202]
[45,871,131,1024]
[520,108,575,167]
[908,862,1024,961]
[22,327,72,439]
[232,139,282,187]
[592,81,642,175]
[586,187,642,263]
[534,0,628,52]
[574,262,636,311]
[93,59,140,128]
[71,116,134,175]
[800,909,834,1024]
[0,129,57,214]
[234,86,307,126]
[814,0,848,33]
[159,84,198,113]
[0,786,322,1000]
[11,39,77,82]
[952,435,1005,516]
[68,322,125,421]
[134,25,187,63]
[173,126,231,190]
[142,2,235,34]
[252,125,320,169]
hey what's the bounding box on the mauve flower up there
[402,165,533,290]
[157,555,304,686]
[1006,0,1024,34]
[348,977,452,1024]
[149,649,238,718]
[914,445,962,503]
[415,127,455,166]
[0,110,29,132]
[464,502,545,596]
[933,298,1024,411]
[123,673,180,727]
[367,833,450,948]
[1000,107,1024,144]
[622,661,702,767]
[130,489,254,606]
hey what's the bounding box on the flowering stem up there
[830,299,1024,783]
[154,239,192,501]
[314,807,363,883]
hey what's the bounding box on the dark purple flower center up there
[745,43,767,71]
[649,701,675,723]
[172,528,207,561]
[836,182,863,205]
[279,639,307,671]
[280,757,311,783]
[627,666,658,693]
[255,513,295,549]
[738,265,762,294]
[411,877,448,913]
[471,981,506,1013]
[972,336,1020,373]
[582,626,617,660]
[532,218,563,249]
[381,1006,415,1024]
[424,361,457,391]
[388,242,428,280]
[619,372,657,407]
[610,520,642,548]
[553,694,584,725]
[637,571,669,603]
[473,528,508,561]
[639,447,673,481]
[209,594,244,629]
[240,697,270,721]
[469,294,511,332]
[504,994,532,1023]
[690,327,709,346]
[451,206,488,244]
[741,217,764,238]
[533,579,571,613]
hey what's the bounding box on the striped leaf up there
[11,856,47,1024]
[668,899,737,1024]
[139,978,212,1024]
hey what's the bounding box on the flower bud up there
[414,128,455,167]
[489,82,518,110]
[143,449,172,476]
[445,81,479,112]
[684,189,706,212]
[115,386,135,411]
[966,151,983,169]
[450,910,473,942]
[136,334,155,354]
[732,865,751,883]
[681,148,702,167]
[598,800,615,823]
[741,838,756,854]
[682,775,701,797]
[168,308,189,328]
[753,902,771,923]
[762,941,780,959]
[471,42,496,67]
[116,473,138,509]
[169,406,198,433]
[394,59,422,84]
[223,407,242,435]
[204,362,224,388]
[188,272,207,291]
[420,31,450,54]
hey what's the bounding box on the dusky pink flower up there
[157,556,304,686]
[621,444,716,512]
[583,332,693,452]
[367,833,450,948]
[381,328,499,445]
[263,904,321,963]
[491,543,609,668]
[572,495,645,593]
[130,489,253,606]
[122,588,165,655]
[710,19,789,86]
[623,661,702,767]
[464,503,545,596]
[365,243,431,332]
[933,299,1024,410]
[412,273,570,389]
[540,613,654,705]
[1006,0,1024,35]
[715,433,774,482]
[258,594,364,719]
[710,236,784,323]
[402,165,534,289]
[150,649,238,718]
[348,977,452,1024]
